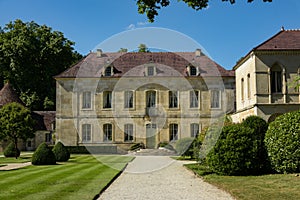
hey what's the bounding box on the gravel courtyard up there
[98,156,234,200]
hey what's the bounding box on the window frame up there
[169,123,178,141]
[103,123,112,142]
[124,91,134,109]
[189,90,199,108]
[124,124,134,142]
[82,91,92,109]
[104,66,112,77]
[82,124,92,142]
[211,90,221,109]
[190,123,199,138]
[169,91,178,108]
[103,91,112,109]
[271,70,282,93]
[190,66,197,76]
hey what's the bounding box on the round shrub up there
[32,142,56,165]
[52,141,70,162]
[207,124,265,175]
[242,115,270,173]
[4,142,20,158]
[265,110,300,173]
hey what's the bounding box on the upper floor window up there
[190,66,197,76]
[146,91,156,108]
[247,74,251,99]
[105,66,112,77]
[169,91,178,108]
[124,91,134,109]
[211,90,221,109]
[82,91,91,109]
[169,123,178,141]
[190,90,199,108]
[103,123,112,141]
[147,66,155,76]
[103,91,112,109]
[271,65,282,93]
[190,123,199,138]
[82,124,91,142]
[241,78,244,101]
[124,124,134,142]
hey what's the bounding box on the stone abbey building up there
[54,50,235,151]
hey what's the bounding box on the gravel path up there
[98,156,234,200]
[0,162,31,170]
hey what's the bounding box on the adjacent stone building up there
[55,50,235,151]
[231,29,300,123]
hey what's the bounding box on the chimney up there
[195,49,201,57]
[96,49,103,57]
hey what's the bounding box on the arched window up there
[247,74,251,99]
[241,78,244,101]
[271,64,282,93]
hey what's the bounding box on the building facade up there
[231,29,300,123]
[55,50,235,151]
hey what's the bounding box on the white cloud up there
[126,24,136,30]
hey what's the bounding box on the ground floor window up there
[124,124,134,142]
[169,123,178,141]
[190,123,199,137]
[82,124,91,142]
[103,124,112,141]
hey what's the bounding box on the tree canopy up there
[0,102,35,158]
[0,19,82,110]
[136,0,273,22]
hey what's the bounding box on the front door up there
[146,124,157,149]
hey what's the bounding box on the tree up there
[118,48,128,52]
[136,0,273,22]
[0,102,35,158]
[0,19,82,110]
[138,44,150,52]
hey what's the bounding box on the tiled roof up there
[0,82,25,107]
[254,29,300,50]
[32,111,56,131]
[55,52,234,78]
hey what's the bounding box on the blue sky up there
[1,0,300,69]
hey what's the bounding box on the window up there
[271,65,282,93]
[211,90,221,109]
[105,66,112,77]
[169,91,178,108]
[169,124,178,141]
[82,124,91,142]
[103,91,112,108]
[146,91,156,108]
[190,90,199,108]
[124,91,134,108]
[190,66,197,76]
[247,74,251,99]
[103,124,112,141]
[82,91,91,109]
[147,66,154,76]
[124,124,134,142]
[190,123,199,138]
[45,133,52,143]
[27,140,32,148]
[241,78,244,101]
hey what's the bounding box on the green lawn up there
[185,163,300,200]
[0,155,134,200]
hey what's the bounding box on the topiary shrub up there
[242,115,270,173]
[265,110,300,173]
[32,142,56,165]
[207,123,265,175]
[129,142,145,151]
[4,142,20,158]
[52,141,70,162]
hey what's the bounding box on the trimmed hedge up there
[207,123,265,175]
[32,143,56,165]
[265,110,300,173]
[52,141,70,162]
[4,142,20,158]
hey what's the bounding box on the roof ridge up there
[253,30,284,50]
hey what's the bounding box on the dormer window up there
[147,66,155,76]
[190,66,197,76]
[104,66,113,77]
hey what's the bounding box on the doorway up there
[146,124,157,149]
